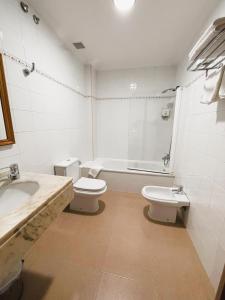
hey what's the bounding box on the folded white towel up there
[88,165,102,178]
[189,18,225,61]
[201,65,225,104]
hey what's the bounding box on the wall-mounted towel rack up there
[187,28,225,72]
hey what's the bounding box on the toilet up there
[54,158,107,213]
[141,186,190,223]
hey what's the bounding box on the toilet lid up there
[74,177,106,191]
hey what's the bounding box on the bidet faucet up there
[0,163,20,182]
[171,185,183,193]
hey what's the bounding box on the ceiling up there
[29,0,219,70]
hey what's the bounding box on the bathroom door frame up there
[216,265,225,300]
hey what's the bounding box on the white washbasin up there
[0,181,40,218]
[142,186,190,207]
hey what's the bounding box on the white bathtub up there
[81,158,174,193]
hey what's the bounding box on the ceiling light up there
[113,0,135,12]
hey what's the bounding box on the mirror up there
[0,104,7,140]
[0,53,15,146]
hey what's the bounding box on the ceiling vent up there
[73,42,85,49]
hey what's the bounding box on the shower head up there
[162,86,180,94]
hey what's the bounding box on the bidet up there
[142,185,189,223]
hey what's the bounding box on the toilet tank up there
[54,158,80,182]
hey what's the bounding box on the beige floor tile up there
[26,223,111,271]
[96,272,159,300]
[22,191,214,300]
[64,228,111,269]
[102,225,159,280]
[24,228,74,268]
[22,260,101,300]
[48,211,83,235]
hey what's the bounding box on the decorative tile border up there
[0,49,177,101]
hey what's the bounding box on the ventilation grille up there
[73,42,85,49]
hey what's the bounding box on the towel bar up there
[188,28,225,73]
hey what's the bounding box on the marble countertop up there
[0,172,72,245]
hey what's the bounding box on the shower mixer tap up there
[162,153,170,167]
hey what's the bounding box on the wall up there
[1,0,223,291]
[174,0,225,290]
[0,0,92,174]
[95,66,176,160]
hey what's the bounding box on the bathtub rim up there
[80,158,174,178]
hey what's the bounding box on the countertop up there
[0,172,72,245]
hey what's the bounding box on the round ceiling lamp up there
[113,0,136,12]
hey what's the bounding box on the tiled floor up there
[22,191,214,300]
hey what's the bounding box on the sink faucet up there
[0,163,20,181]
[171,185,183,193]
[9,163,20,180]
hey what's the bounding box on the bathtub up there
[81,158,174,193]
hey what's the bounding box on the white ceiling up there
[29,0,219,70]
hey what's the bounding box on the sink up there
[0,181,40,218]
[0,172,73,294]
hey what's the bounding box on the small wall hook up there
[20,1,29,13]
[23,62,35,77]
[33,15,40,25]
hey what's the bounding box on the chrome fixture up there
[0,168,10,182]
[162,153,170,167]
[33,15,40,25]
[162,86,180,94]
[171,185,183,193]
[9,163,20,180]
[20,1,29,13]
[23,62,35,77]
[162,139,172,167]
[0,163,20,182]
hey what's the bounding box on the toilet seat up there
[72,177,107,212]
[74,177,106,192]
[54,158,107,213]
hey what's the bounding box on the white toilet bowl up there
[54,158,107,214]
[71,177,107,213]
[142,186,189,223]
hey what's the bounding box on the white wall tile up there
[174,1,225,288]
[95,66,176,160]
[0,0,92,173]
[95,99,129,159]
[175,46,225,293]
[96,66,176,98]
